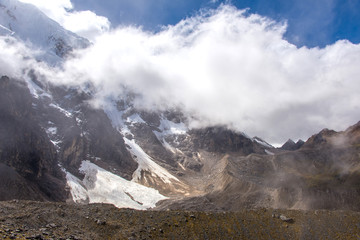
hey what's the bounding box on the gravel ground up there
[0,200,360,239]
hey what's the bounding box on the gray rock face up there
[280,139,304,151]
[0,76,66,201]
[0,75,138,200]
[190,127,265,154]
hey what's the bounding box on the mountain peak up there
[280,138,304,151]
[0,0,89,64]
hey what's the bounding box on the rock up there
[46,223,57,228]
[280,214,293,223]
[96,219,106,225]
[32,235,43,240]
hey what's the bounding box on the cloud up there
[3,4,360,144]
[0,36,33,77]
[18,0,110,41]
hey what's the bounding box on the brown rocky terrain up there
[156,121,360,211]
[1,200,360,239]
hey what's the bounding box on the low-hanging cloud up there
[0,36,34,77]
[3,4,360,145]
[18,0,110,41]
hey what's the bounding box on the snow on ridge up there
[25,77,52,99]
[157,117,188,136]
[103,100,147,129]
[103,101,125,129]
[64,160,168,210]
[46,126,57,135]
[103,101,180,185]
[0,23,14,35]
[253,137,274,148]
[124,137,180,184]
[49,103,73,118]
[153,117,188,151]
[43,120,62,151]
[125,113,145,126]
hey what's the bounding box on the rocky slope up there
[1,200,360,239]
[156,121,360,211]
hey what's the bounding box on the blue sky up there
[71,0,360,48]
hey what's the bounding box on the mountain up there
[0,0,360,213]
[280,139,304,151]
[0,0,89,64]
[157,121,360,211]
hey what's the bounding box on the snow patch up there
[64,161,167,209]
[161,138,176,154]
[50,140,62,149]
[46,126,57,135]
[253,137,274,148]
[124,137,180,184]
[103,101,125,129]
[265,149,274,155]
[157,117,188,135]
[153,117,188,153]
[0,23,14,35]
[125,113,145,125]
[49,103,72,118]
[44,124,61,151]
[24,77,51,99]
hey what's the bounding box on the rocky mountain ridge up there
[2,72,360,212]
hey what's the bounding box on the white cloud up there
[3,4,360,144]
[18,0,110,41]
[0,36,33,77]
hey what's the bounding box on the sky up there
[70,0,360,48]
[3,0,360,145]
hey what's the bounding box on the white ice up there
[64,161,168,210]
[124,137,180,184]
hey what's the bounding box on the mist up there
[2,4,360,144]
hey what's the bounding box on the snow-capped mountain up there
[0,0,89,64]
[1,0,360,212]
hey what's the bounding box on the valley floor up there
[0,201,359,239]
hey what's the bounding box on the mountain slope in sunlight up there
[0,0,89,64]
